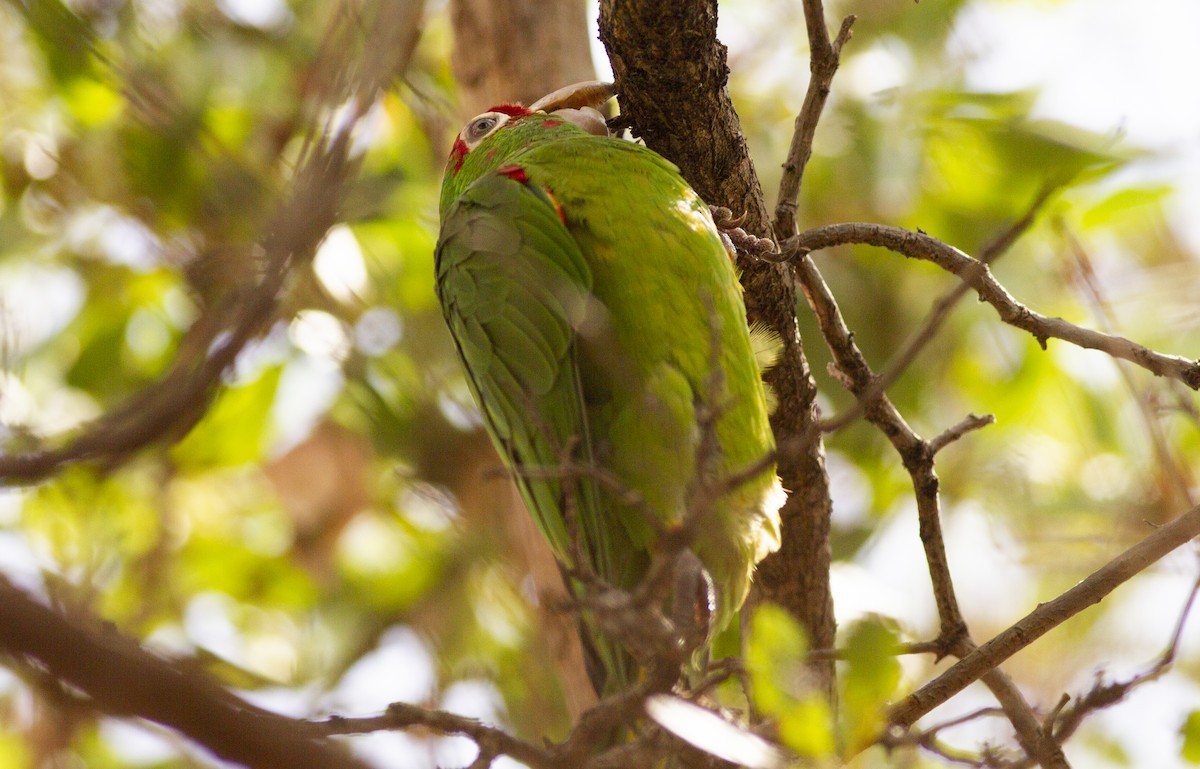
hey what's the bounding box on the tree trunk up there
[448,0,601,720]
[598,0,837,699]
[450,0,596,116]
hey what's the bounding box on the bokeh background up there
[1,0,1199,766]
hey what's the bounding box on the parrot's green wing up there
[434,171,614,584]
[436,172,638,693]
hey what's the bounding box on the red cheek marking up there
[485,148,498,160]
[449,137,468,172]
[497,164,529,184]
[542,118,563,127]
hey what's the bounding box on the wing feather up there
[435,172,612,579]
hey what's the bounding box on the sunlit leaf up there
[170,366,282,469]
[745,604,836,758]
[839,617,902,753]
[1080,185,1173,231]
[1182,710,1200,764]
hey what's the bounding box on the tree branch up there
[815,186,1056,433]
[779,223,1200,389]
[598,0,838,697]
[787,216,1064,764]
[888,503,1200,728]
[0,577,371,769]
[0,0,425,485]
[313,704,553,769]
[772,4,855,238]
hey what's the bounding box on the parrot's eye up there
[462,112,509,148]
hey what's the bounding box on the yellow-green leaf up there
[171,366,282,469]
[1182,710,1200,764]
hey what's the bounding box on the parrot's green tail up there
[577,611,637,699]
[571,549,717,699]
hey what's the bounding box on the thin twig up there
[776,223,1200,389]
[816,187,1056,433]
[929,413,997,455]
[772,4,856,238]
[1024,568,1200,761]
[883,707,1012,768]
[888,503,1200,729]
[312,704,553,769]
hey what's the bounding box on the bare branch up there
[983,667,1069,768]
[773,3,855,239]
[889,503,1200,728]
[882,707,1010,767]
[817,187,1056,433]
[313,704,553,769]
[1007,568,1200,762]
[778,223,1200,389]
[0,577,371,769]
[787,227,1060,764]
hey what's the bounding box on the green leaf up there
[170,366,282,469]
[1080,185,1173,231]
[1182,710,1200,764]
[745,604,835,758]
[839,617,902,753]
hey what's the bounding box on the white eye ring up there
[462,112,510,148]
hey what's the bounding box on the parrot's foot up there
[670,550,715,661]
[709,206,779,261]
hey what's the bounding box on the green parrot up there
[435,82,782,695]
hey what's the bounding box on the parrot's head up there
[439,81,616,218]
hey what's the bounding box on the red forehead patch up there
[489,103,535,118]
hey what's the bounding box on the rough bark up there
[598,0,836,697]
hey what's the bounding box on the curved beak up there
[528,80,616,112]
[529,81,617,137]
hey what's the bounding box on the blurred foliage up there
[745,604,835,758]
[1,0,1198,767]
[1183,710,1200,764]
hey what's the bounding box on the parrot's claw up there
[670,550,716,657]
[709,206,779,261]
[708,206,746,229]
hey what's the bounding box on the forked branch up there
[888,503,1200,728]
[776,223,1200,389]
